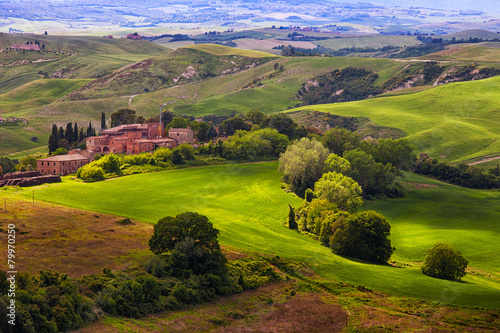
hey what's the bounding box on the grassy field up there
[316,35,422,50]
[13,162,500,310]
[0,78,90,114]
[424,43,500,63]
[289,76,500,162]
[183,43,279,58]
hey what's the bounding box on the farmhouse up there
[37,152,90,175]
[10,44,41,51]
[85,122,194,155]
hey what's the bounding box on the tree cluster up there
[48,122,94,154]
[414,153,500,189]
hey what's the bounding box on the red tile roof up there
[38,154,89,162]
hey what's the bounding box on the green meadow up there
[290,76,500,162]
[0,79,90,115]
[16,162,500,310]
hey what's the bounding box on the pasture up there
[17,162,500,310]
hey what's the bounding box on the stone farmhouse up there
[10,44,41,51]
[37,150,90,176]
[86,122,195,156]
[37,123,196,175]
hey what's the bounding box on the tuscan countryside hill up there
[1,2,500,331]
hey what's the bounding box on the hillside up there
[16,162,500,310]
[0,33,171,94]
[289,76,500,163]
[63,45,278,100]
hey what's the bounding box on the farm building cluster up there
[37,123,196,175]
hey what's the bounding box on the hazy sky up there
[351,0,498,15]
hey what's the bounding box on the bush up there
[421,242,468,281]
[77,165,105,182]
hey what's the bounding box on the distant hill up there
[63,45,278,100]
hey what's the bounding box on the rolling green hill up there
[0,79,90,114]
[15,162,500,310]
[289,76,500,162]
[63,46,278,100]
[0,33,171,94]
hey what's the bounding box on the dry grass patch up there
[0,197,153,277]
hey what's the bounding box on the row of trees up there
[414,153,500,189]
[279,128,415,198]
[48,122,96,154]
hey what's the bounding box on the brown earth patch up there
[0,197,153,277]
[406,182,439,190]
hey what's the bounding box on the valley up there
[1,13,500,332]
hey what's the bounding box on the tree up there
[324,153,351,174]
[171,149,185,164]
[344,149,400,198]
[360,138,416,171]
[0,157,14,174]
[262,113,304,140]
[48,133,58,154]
[18,155,37,171]
[149,212,222,255]
[65,122,74,143]
[314,172,363,213]
[421,243,468,281]
[321,127,360,156]
[101,112,107,130]
[287,204,298,230]
[58,126,65,142]
[278,137,329,196]
[245,109,267,126]
[51,124,59,141]
[110,108,139,127]
[273,63,279,70]
[73,123,79,143]
[330,211,394,263]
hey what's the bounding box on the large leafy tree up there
[421,243,468,281]
[321,127,360,156]
[149,212,221,255]
[278,137,330,196]
[344,149,400,198]
[330,211,394,264]
[148,212,227,277]
[314,172,363,213]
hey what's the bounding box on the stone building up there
[168,126,195,144]
[85,123,194,156]
[37,152,90,175]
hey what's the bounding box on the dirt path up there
[467,156,500,165]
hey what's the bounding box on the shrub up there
[77,165,105,182]
[421,242,468,281]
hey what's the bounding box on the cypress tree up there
[287,204,298,230]
[79,128,84,141]
[48,134,58,153]
[65,123,73,143]
[101,112,106,130]
[87,122,93,137]
[51,124,58,141]
[73,123,79,142]
[58,127,65,144]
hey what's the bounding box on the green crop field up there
[11,162,500,310]
[289,76,500,162]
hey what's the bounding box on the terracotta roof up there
[100,124,148,134]
[135,138,176,143]
[169,127,192,133]
[38,154,89,162]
